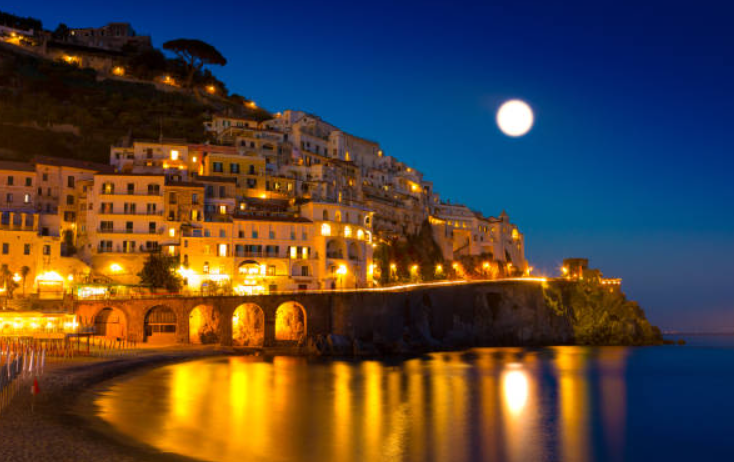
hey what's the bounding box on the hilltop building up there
[0,106,527,298]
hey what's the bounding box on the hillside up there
[0,43,269,163]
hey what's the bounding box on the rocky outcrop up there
[547,280,663,346]
[305,280,661,356]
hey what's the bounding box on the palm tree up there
[0,264,11,300]
[20,266,30,296]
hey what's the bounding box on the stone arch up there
[232,303,265,346]
[144,305,177,344]
[188,304,218,344]
[348,241,362,261]
[275,301,307,342]
[93,307,127,340]
[238,260,262,276]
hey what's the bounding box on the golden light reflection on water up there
[95,347,629,462]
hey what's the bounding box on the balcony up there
[97,228,163,235]
[98,211,164,216]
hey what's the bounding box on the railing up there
[71,278,548,301]
[98,211,164,216]
[100,191,162,196]
[97,229,164,235]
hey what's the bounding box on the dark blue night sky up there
[5,0,733,331]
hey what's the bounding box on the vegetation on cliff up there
[544,280,662,345]
[373,220,445,284]
[0,41,269,162]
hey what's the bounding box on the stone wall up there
[73,279,660,352]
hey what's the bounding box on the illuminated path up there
[73,278,553,347]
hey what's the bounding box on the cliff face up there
[546,280,663,346]
[309,280,661,355]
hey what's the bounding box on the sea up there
[93,334,734,462]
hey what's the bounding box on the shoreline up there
[0,347,242,462]
[0,341,672,462]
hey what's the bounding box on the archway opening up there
[94,307,127,340]
[275,302,306,342]
[189,307,205,344]
[232,303,265,346]
[326,239,345,259]
[144,306,177,344]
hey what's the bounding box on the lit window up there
[290,247,297,258]
[357,229,364,240]
[321,223,331,236]
[169,228,176,237]
[344,226,352,238]
[219,205,227,214]
[218,244,227,257]
[168,246,175,256]
[192,156,198,162]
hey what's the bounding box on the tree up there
[52,23,70,40]
[20,266,30,296]
[137,252,182,292]
[0,264,16,299]
[162,39,227,90]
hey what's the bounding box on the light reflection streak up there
[95,347,628,462]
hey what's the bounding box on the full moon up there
[496,99,534,137]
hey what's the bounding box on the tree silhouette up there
[162,39,226,90]
[20,266,30,296]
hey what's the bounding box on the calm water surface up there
[95,337,734,462]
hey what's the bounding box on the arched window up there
[335,211,342,222]
[322,209,329,221]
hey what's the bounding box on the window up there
[217,244,227,257]
[67,176,75,188]
[66,195,74,205]
[322,210,329,220]
[147,184,160,195]
[23,244,30,255]
[126,222,133,233]
[230,163,240,173]
[248,165,255,174]
[219,229,226,238]
[169,192,177,204]
[63,211,76,222]
[5,193,11,203]
[149,222,156,234]
[269,230,275,239]
[219,186,225,197]
[42,173,48,182]
[43,245,50,256]
[203,262,209,274]
[170,150,179,160]
[127,183,135,194]
[192,193,199,204]
[7,176,13,186]
[252,229,258,239]
[147,203,157,214]
[100,221,113,232]
[23,194,30,204]
[301,265,309,277]
[213,162,223,173]
[25,177,31,187]
[1,243,7,254]
[267,265,276,276]
[102,183,114,194]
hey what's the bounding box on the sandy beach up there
[0,348,238,462]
